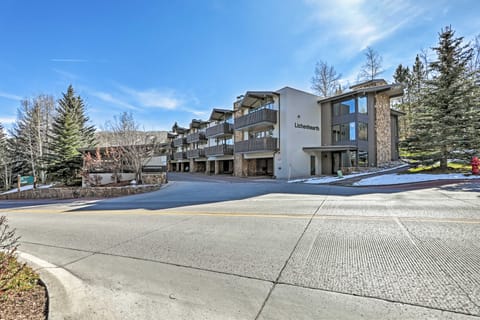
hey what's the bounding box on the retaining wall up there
[0,184,162,200]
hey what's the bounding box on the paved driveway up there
[2,175,479,319]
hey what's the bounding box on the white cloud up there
[0,91,22,101]
[0,116,16,124]
[50,58,88,63]
[118,85,183,110]
[303,0,424,55]
[90,91,140,111]
[53,68,78,80]
[182,107,209,118]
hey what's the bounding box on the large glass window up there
[332,125,340,143]
[349,122,356,140]
[340,124,349,141]
[358,96,367,114]
[358,122,368,140]
[333,123,356,143]
[333,98,355,116]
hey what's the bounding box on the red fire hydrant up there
[472,156,480,175]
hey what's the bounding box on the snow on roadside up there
[288,163,409,185]
[1,184,52,195]
[353,173,480,186]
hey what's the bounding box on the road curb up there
[17,251,91,320]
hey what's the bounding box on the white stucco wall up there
[274,87,321,179]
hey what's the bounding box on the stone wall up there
[375,93,392,165]
[142,173,167,185]
[0,184,162,200]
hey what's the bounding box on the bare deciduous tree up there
[358,47,383,81]
[10,95,55,184]
[311,61,342,97]
[104,112,157,184]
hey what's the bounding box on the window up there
[332,125,340,143]
[251,129,273,139]
[333,98,355,116]
[349,122,356,140]
[340,124,349,141]
[250,101,274,113]
[359,151,368,167]
[358,122,368,140]
[334,123,355,143]
[358,96,367,114]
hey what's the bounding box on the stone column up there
[214,160,220,174]
[375,93,392,165]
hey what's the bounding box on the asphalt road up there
[2,174,480,319]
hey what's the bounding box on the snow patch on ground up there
[354,173,480,186]
[288,164,409,185]
[1,184,52,195]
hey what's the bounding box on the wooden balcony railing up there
[186,132,207,143]
[173,137,187,147]
[234,109,277,130]
[186,149,206,159]
[234,137,277,153]
[204,144,234,157]
[205,123,233,138]
[173,152,187,160]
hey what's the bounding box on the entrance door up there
[310,155,316,175]
[332,152,341,174]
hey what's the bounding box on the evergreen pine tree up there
[50,85,95,185]
[406,26,478,169]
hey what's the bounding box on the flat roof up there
[318,83,404,104]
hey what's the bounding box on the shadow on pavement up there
[66,175,411,212]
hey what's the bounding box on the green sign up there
[20,176,34,184]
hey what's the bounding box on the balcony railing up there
[205,123,233,138]
[234,109,277,130]
[234,137,277,153]
[204,144,234,157]
[173,137,187,147]
[173,152,187,160]
[186,132,207,143]
[186,149,206,159]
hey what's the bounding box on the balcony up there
[173,152,187,160]
[186,149,206,159]
[234,109,277,130]
[186,132,207,143]
[173,137,187,147]
[205,123,233,138]
[234,137,277,153]
[204,144,234,157]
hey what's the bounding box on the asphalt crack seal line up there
[254,198,327,320]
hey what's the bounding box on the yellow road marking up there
[2,207,480,224]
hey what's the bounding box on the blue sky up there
[1,0,479,132]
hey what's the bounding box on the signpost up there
[20,176,34,184]
[17,175,35,193]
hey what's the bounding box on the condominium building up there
[167,79,403,179]
[204,109,234,174]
